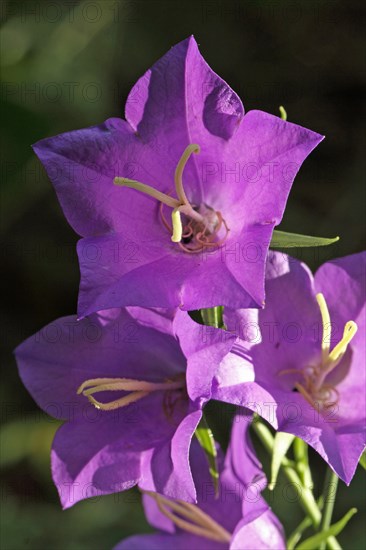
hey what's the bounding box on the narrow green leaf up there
[195,416,219,495]
[287,515,312,550]
[359,449,366,470]
[271,230,339,249]
[287,498,324,550]
[296,508,357,550]
[269,431,295,490]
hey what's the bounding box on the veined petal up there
[125,36,244,205]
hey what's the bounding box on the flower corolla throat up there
[280,292,358,410]
[114,144,229,253]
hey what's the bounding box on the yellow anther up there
[114,144,228,251]
[316,292,331,363]
[114,144,203,245]
[171,208,183,242]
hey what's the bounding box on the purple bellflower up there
[213,251,366,484]
[116,412,285,550]
[32,36,323,316]
[15,307,240,508]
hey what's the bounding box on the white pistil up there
[77,377,185,411]
[143,491,231,543]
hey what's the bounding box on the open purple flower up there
[116,412,285,550]
[14,307,237,508]
[214,251,366,484]
[32,36,323,315]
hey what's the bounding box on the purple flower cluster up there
[15,36,365,548]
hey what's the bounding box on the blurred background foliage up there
[1,0,365,548]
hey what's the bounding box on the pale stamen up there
[143,491,231,543]
[114,144,228,248]
[279,293,358,410]
[171,208,183,243]
[77,377,185,411]
[316,292,331,363]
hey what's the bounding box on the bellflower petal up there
[15,307,247,507]
[221,251,366,484]
[230,511,286,550]
[173,309,237,402]
[33,36,323,313]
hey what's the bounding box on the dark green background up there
[1,0,365,548]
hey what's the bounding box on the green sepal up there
[270,230,339,249]
[295,508,357,550]
[269,431,295,490]
[195,415,219,495]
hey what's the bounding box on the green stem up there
[287,515,313,550]
[294,437,313,489]
[251,419,340,549]
[201,306,223,328]
[319,469,340,550]
[287,497,324,550]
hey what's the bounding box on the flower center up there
[280,292,358,410]
[77,376,186,411]
[114,144,229,252]
[143,491,231,543]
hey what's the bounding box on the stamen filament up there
[114,177,180,209]
[143,491,231,543]
[294,382,317,409]
[181,501,231,541]
[174,144,200,205]
[316,293,331,363]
